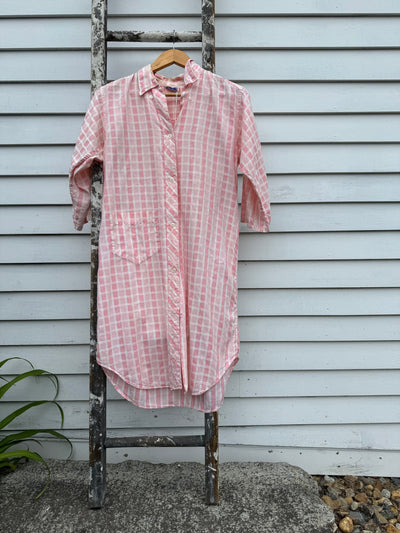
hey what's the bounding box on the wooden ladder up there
[88,0,218,509]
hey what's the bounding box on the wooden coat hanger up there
[151,31,190,97]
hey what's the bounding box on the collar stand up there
[138,58,202,96]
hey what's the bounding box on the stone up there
[366,485,374,496]
[382,489,391,498]
[392,491,400,500]
[350,501,359,511]
[381,504,397,521]
[348,511,367,526]
[360,477,375,486]
[358,503,374,517]
[387,525,399,533]
[373,507,388,524]
[355,492,369,504]
[339,496,350,509]
[344,475,358,483]
[338,516,354,532]
[364,519,378,532]
[327,486,341,499]
[373,488,382,499]
[322,495,342,510]
[344,476,364,492]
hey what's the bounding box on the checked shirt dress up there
[69,59,271,412]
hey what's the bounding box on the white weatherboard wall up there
[1,0,400,476]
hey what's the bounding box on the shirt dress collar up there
[137,58,202,96]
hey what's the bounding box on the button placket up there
[150,79,189,388]
[161,120,185,388]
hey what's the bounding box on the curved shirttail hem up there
[96,351,239,395]
[101,355,238,413]
[96,317,241,411]
[96,336,240,394]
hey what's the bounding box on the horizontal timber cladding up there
[0,0,399,475]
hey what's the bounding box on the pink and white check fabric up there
[69,59,271,412]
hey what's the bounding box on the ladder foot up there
[88,461,106,509]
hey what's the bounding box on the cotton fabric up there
[69,59,271,412]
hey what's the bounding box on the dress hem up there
[98,351,239,412]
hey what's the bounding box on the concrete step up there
[1,459,335,533]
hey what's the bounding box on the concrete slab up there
[1,459,335,533]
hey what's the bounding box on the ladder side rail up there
[88,0,108,510]
[201,0,218,506]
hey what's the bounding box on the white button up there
[170,221,176,227]
[168,133,172,138]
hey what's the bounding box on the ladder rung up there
[105,435,205,448]
[106,30,202,43]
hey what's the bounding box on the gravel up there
[312,474,400,533]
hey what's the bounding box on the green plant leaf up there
[0,357,34,370]
[0,429,73,459]
[0,429,45,449]
[0,356,73,491]
[0,460,17,471]
[0,369,59,400]
[0,400,65,431]
[0,449,52,498]
[0,436,43,454]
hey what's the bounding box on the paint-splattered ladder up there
[88,0,218,509]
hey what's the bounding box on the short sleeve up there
[237,88,271,232]
[68,87,104,231]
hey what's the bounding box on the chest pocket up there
[110,212,161,264]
